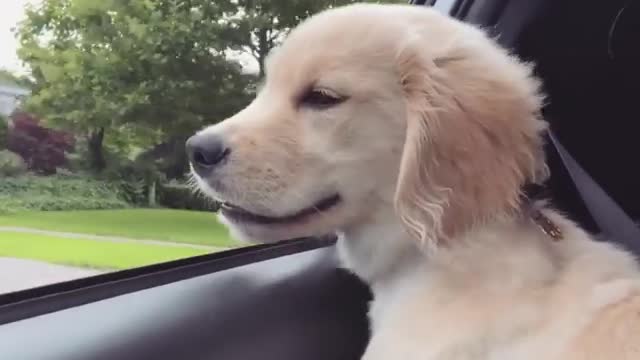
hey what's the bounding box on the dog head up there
[188,4,548,248]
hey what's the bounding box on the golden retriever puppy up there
[187,4,640,359]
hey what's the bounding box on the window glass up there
[0,0,404,295]
[432,0,458,14]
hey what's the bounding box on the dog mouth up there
[217,194,341,225]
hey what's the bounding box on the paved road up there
[0,227,230,294]
[0,257,104,294]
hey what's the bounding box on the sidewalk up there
[0,257,103,294]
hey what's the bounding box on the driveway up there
[0,257,103,294]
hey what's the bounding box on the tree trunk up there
[88,127,106,172]
[257,27,268,78]
[148,180,157,207]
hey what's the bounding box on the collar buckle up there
[531,209,563,241]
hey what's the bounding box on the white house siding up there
[0,84,29,117]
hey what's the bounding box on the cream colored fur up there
[192,4,640,359]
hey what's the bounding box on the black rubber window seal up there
[0,235,336,325]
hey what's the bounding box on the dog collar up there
[530,209,563,241]
[522,183,563,241]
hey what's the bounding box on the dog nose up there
[186,134,230,172]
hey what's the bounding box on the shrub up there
[0,115,7,149]
[6,112,75,174]
[0,196,129,214]
[158,182,218,211]
[0,150,27,177]
[100,159,163,207]
[117,179,147,206]
[0,175,130,213]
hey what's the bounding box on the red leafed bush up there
[7,112,75,174]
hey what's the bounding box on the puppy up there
[188,4,640,359]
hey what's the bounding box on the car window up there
[432,0,458,14]
[0,0,406,295]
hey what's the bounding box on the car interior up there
[514,0,640,229]
[0,0,638,359]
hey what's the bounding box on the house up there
[0,84,30,117]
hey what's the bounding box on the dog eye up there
[299,88,345,109]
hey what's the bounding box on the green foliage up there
[220,0,406,76]
[0,150,28,177]
[0,175,130,213]
[0,196,129,214]
[65,137,93,171]
[117,179,148,206]
[158,181,219,211]
[0,69,33,88]
[16,0,255,171]
[14,0,404,177]
[99,152,167,206]
[0,116,8,149]
[18,0,253,133]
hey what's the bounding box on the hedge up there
[0,175,130,213]
[0,174,218,214]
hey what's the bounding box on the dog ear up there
[394,34,547,250]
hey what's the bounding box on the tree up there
[220,0,405,77]
[16,0,254,172]
[0,114,7,149]
[0,69,33,89]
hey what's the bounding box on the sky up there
[0,0,39,74]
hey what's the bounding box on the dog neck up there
[336,207,421,287]
[336,202,565,292]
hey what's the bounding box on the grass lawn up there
[0,232,210,270]
[0,209,237,248]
